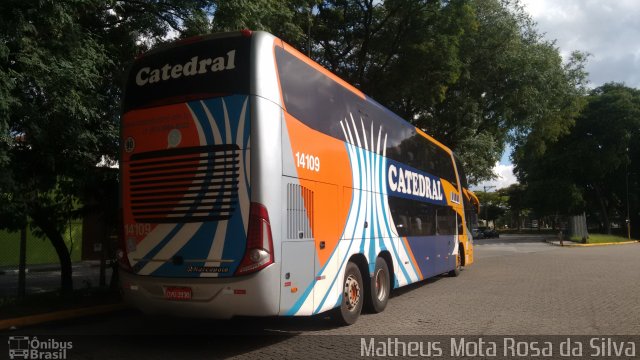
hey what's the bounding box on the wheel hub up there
[344,275,360,311]
[375,268,387,301]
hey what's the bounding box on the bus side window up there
[398,214,409,237]
[412,216,423,235]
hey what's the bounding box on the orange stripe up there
[402,236,423,280]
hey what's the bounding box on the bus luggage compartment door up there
[280,241,315,315]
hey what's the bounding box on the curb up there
[545,239,639,247]
[0,303,128,331]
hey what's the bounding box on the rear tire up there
[449,247,462,277]
[365,257,390,313]
[333,261,363,326]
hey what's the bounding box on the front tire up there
[333,261,363,326]
[365,257,390,313]
[449,247,462,277]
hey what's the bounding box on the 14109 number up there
[295,152,320,172]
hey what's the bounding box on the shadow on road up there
[474,234,550,246]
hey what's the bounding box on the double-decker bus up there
[118,30,475,325]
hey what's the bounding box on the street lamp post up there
[626,162,631,240]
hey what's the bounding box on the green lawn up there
[571,233,636,244]
[0,223,82,267]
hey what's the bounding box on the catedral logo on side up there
[135,49,236,86]
[388,163,444,202]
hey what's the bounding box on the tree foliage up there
[206,0,586,183]
[475,190,507,223]
[0,0,210,294]
[516,83,640,235]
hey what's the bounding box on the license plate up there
[164,286,192,301]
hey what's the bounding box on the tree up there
[209,0,586,184]
[501,183,528,230]
[0,0,211,295]
[475,190,507,226]
[516,83,640,235]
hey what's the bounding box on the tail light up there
[236,202,274,276]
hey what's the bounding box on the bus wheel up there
[334,261,363,325]
[449,247,462,277]
[366,257,390,313]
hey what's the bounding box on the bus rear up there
[118,31,283,318]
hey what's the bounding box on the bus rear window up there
[123,35,251,111]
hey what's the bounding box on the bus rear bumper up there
[120,264,280,319]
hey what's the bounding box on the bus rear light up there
[236,202,274,276]
[241,29,253,37]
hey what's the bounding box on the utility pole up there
[626,160,631,240]
[483,185,496,227]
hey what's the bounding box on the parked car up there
[479,226,500,238]
[472,228,485,239]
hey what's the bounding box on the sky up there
[474,0,640,192]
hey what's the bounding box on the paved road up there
[3,235,640,358]
[0,263,112,297]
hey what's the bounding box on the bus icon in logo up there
[8,336,30,359]
[124,137,136,153]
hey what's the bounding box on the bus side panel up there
[405,236,455,278]
[279,112,347,315]
[280,112,429,315]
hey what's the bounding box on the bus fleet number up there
[295,152,320,172]
[125,223,151,236]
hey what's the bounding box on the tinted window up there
[276,47,458,186]
[124,35,251,111]
[389,196,458,237]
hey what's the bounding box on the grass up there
[570,233,636,244]
[499,228,558,235]
[0,223,82,267]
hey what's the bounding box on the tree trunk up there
[593,185,611,235]
[18,225,27,298]
[31,211,73,295]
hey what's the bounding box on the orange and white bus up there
[118,30,475,325]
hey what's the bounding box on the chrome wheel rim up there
[344,275,361,311]
[374,268,387,301]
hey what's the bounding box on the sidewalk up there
[1,260,123,331]
[0,260,105,275]
[545,238,639,247]
[0,303,127,331]
[0,261,114,298]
